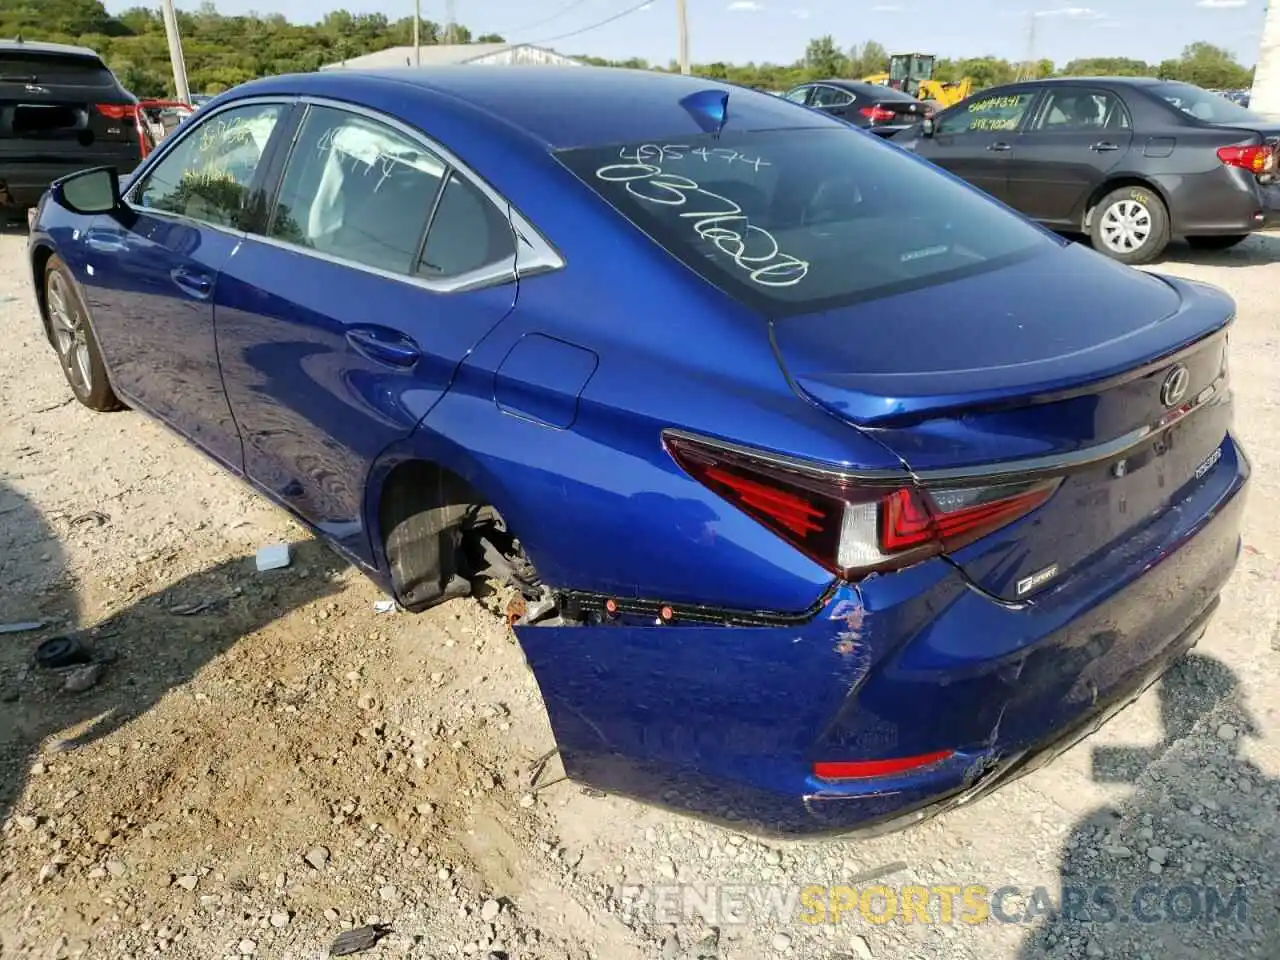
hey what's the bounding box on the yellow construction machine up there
[863,53,972,108]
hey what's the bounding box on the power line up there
[528,0,659,46]
[502,0,597,37]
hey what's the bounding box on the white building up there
[320,43,582,71]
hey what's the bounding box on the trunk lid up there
[772,243,1234,600]
[861,97,928,136]
[0,49,139,164]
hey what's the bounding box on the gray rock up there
[480,898,501,922]
[238,940,257,955]
[1216,723,1238,742]
[270,912,290,929]
[105,859,127,878]
[175,874,198,891]
[304,846,330,870]
[1147,846,1169,865]
[64,663,103,694]
[771,932,792,952]
[850,933,874,959]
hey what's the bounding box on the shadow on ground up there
[1018,652,1280,960]
[0,478,345,828]
[1059,230,1280,267]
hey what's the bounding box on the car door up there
[213,102,521,564]
[913,88,1041,203]
[76,99,290,469]
[1003,86,1135,225]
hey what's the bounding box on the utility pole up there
[160,0,191,102]
[445,0,457,45]
[413,0,421,65]
[676,0,689,74]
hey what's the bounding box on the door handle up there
[1090,141,1120,152]
[171,267,212,298]
[346,326,421,368]
[987,142,1012,152]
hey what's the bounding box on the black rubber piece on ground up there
[34,636,92,669]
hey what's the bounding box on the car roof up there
[0,38,104,61]
[238,66,840,150]
[1018,76,1163,87]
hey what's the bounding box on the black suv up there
[1,38,152,217]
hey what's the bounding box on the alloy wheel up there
[47,272,93,396]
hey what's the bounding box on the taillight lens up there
[94,102,137,121]
[664,434,1059,579]
[859,106,897,123]
[1217,142,1275,176]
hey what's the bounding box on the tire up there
[1187,234,1248,251]
[44,256,121,412]
[1088,186,1170,265]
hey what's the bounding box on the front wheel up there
[1187,234,1249,251]
[1089,187,1170,265]
[45,256,121,412]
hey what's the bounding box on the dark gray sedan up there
[893,77,1280,263]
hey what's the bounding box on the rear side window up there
[0,53,116,88]
[558,129,1052,317]
[136,102,283,227]
[1033,89,1128,131]
[418,172,517,279]
[269,105,446,274]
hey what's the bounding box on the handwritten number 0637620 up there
[594,147,808,289]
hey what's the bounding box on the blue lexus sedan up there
[28,66,1248,836]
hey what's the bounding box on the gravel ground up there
[2,228,1279,960]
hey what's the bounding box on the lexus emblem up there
[1160,364,1190,407]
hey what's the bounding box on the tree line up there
[0,0,1258,99]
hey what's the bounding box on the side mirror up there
[921,116,936,137]
[51,166,121,215]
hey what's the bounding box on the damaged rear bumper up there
[515,436,1248,837]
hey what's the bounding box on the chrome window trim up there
[122,94,294,231]
[662,376,1224,488]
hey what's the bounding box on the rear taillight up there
[664,434,1059,579]
[1217,142,1275,176]
[859,106,897,123]
[95,102,151,157]
[94,102,136,121]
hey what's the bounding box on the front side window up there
[1034,89,1127,131]
[937,91,1037,135]
[783,86,810,104]
[558,130,1053,318]
[136,102,283,227]
[269,105,447,274]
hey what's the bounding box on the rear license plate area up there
[13,104,80,135]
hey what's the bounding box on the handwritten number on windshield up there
[597,146,806,288]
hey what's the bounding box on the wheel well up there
[377,459,540,611]
[1082,177,1168,230]
[30,244,55,342]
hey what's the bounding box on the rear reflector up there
[814,749,955,781]
[859,106,897,123]
[1217,142,1275,177]
[664,433,1059,580]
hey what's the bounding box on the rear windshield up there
[557,128,1052,317]
[1148,82,1260,124]
[0,53,116,88]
